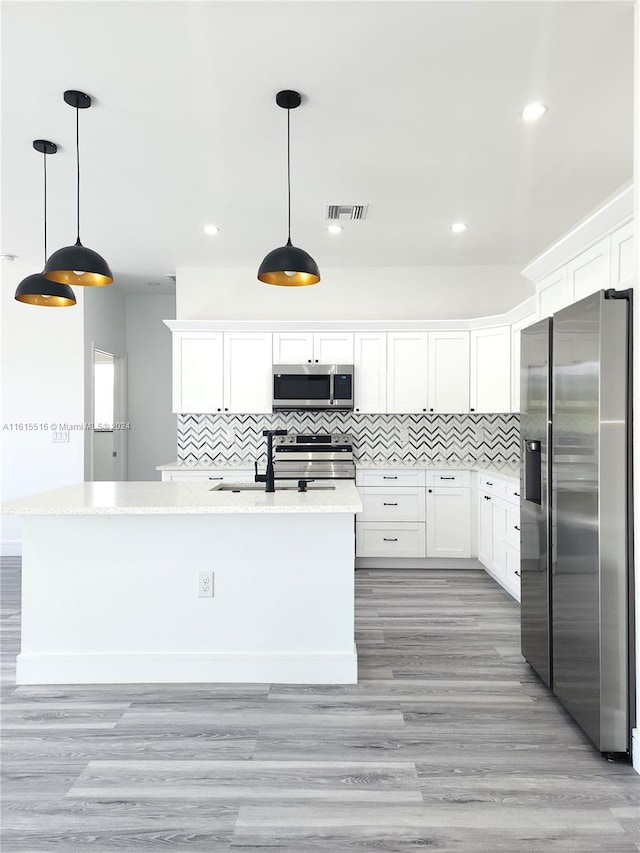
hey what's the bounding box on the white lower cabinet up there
[425,471,471,558]
[356,469,426,559]
[356,468,472,562]
[477,475,520,601]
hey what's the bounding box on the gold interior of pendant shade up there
[258,270,321,287]
[15,292,76,307]
[43,269,112,286]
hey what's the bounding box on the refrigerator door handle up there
[524,439,542,504]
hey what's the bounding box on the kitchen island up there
[2,480,362,685]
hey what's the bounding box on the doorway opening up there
[92,349,127,481]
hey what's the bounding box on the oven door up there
[272,368,332,409]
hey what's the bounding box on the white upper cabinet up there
[387,332,429,413]
[354,332,387,413]
[172,331,224,414]
[611,221,634,287]
[272,332,314,364]
[510,313,537,413]
[568,237,611,302]
[272,332,353,365]
[223,332,272,413]
[313,332,354,364]
[470,326,511,413]
[537,267,571,319]
[428,331,470,413]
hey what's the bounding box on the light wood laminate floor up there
[2,557,639,851]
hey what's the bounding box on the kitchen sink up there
[210,482,336,492]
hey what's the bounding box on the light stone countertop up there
[2,480,363,516]
[156,460,257,471]
[158,459,521,483]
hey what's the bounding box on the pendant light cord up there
[287,106,291,244]
[75,105,81,244]
[42,150,47,262]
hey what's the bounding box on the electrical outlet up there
[197,571,214,598]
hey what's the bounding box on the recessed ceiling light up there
[451,222,467,234]
[204,224,220,236]
[146,281,162,287]
[521,102,547,122]
[327,225,343,234]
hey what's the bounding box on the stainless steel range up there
[273,433,355,480]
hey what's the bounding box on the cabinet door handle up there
[383,537,398,542]
[383,476,398,480]
[470,408,475,412]
[428,489,432,493]
[514,525,520,531]
[515,570,521,577]
[439,476,455,480]
[514,492,520,497]
[383,502,398,506]
[486,481,493,486]
[208,476,224,480]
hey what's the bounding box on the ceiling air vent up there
[326,204,368,221]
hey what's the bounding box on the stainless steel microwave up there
[272,364,354,410]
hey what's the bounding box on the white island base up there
[15,494,358,685]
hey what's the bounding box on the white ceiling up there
[1,1,634,295]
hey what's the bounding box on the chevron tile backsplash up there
[177,413,520,465]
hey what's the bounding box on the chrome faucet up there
[254,429,287,492]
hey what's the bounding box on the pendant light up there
[14,140,77,307]
[43,90,113,287]
[257,90,320,287]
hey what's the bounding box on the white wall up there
[125,294,176,480]
[1,260,86,555]
[176,265,534,321]
[83,286,127,480]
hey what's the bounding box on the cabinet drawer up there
[502,481,521,506]
[357,469,425,488]
[359,488,425,522]
[163,469,254,482]
[356,522,426,558]
[478,473,502,496]
[425,470,470,488]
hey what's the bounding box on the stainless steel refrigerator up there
[520,289,634,755]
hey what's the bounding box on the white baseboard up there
[16,647,358,685]
[356,557,483,570]
[1,540,22,558]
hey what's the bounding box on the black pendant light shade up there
[44,240,113,287]
[257,239,320,287]
[14,139,77,307]
[258,90,320,287]
[15,273,76,307]
[43,90,113,287]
